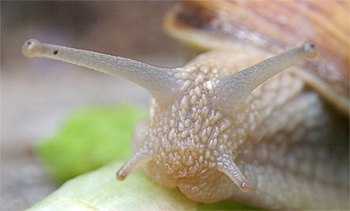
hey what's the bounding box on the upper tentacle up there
[22,39,180,102]
[213,43,318,110]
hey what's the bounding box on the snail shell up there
[164,0,349,109]
[22,0,349,210]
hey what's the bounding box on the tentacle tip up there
[216,157,252,193]
[239,181,251,193]
[116,169,127,181]
[303,42,318,58]
[115,150,153,182]
[22,39,43,58]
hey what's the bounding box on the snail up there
[21,1,349,210]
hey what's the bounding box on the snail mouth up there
[140,160,179,189]
[177,167,238,203]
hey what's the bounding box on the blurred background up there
[1,1,186,210]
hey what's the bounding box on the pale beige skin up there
[22,40,349,210]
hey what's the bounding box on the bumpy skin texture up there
[131,50,349,209]
[21,38,349,209]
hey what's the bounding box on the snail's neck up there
[231,72,349,210]
[231,71,305,147]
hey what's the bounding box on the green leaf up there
[27,160,260,211]
[197,200,259,210]
[26,161,201,211]
[35,103,148,182]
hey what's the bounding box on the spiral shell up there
[164,0,349,99]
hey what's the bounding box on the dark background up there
[1,1,185,210]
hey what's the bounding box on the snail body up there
[22,1,349,210]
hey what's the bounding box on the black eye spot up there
[304,42,316,52]
[53,50,58,55]
[27,41,32,45]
